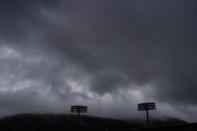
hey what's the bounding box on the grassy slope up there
[0,113,195,131]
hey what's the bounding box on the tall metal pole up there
[146,109,150,127]
[77,111,80,121]
[77,111,80,131]
[77,111,81,130]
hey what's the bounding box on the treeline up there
[0,114,190,131]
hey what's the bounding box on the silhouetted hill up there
[129,117,187,127]
[0,114,131,131]
[0,113,195,131]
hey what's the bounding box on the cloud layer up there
[0,0,197,122]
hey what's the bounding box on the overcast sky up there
[0,0,197,122]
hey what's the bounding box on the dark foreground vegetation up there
[0,114,196,131]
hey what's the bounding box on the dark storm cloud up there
[48,0,197,103]
[0,0,197,121]
[0,0,57,42]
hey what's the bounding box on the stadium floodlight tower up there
[138,102,156,127]
[71,105,88,121]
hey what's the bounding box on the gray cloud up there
[0,0,197,121]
